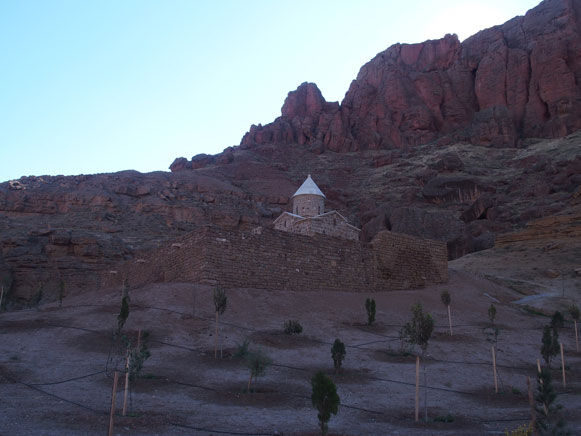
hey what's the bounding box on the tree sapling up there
[440,290,453,336]
[311,371,340,436]
[331,339,346,374]
[213,286,227,358]
[365,298,376,326]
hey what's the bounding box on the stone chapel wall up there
[102,226,448,292]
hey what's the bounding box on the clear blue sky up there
[0,0,541,182]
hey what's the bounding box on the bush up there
[311,371,340,436]
[434,414,454,423]
[365,298,376,326]
[331,339,346,374]
[284,320,303,335]
[504,423,533,436]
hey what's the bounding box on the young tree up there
[440,290,453,336]
[403,303,434,355]
[402,303,434,421]
[32,282,44,309]
[365,298,376,326]
[569,304,580,352]
[541,325,560,368]
[311,371,340,436]
[488,304,497,325]
[550,311,565,329]
[245,349,271,392]
[0,273,13,311]
[331,339,346,374]
[213,286,227,358]
[117,280,130,335]
[535,367,567,435]
[124,332,151,381]
[58,279,66,308]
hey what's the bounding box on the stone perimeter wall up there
[101,226,448,292]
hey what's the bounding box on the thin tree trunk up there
[214,311,218,358]
[560,343,566,387]
[247,373,252,392]
[526,377,537,435]
[575,320,579,353]
[108,371,119,436]
[447,305,453,336]
[423,351,428,422]
[122,353,130,416]
[414,355,419,422]
[492,345,498,393]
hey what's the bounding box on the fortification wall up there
[101,226,448,292]
[100,229,209,290]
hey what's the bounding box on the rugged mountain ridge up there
[1,0,580,304]
[228,0,581,153]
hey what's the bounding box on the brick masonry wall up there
[102,226,448,292]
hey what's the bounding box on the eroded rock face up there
[233,0,581,153]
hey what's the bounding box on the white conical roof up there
[292,174,326,198]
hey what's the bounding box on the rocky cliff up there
[235,0,581,152]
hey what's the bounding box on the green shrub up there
[504,423,533,436]
[434,414,454,423]
[284,320,303,335]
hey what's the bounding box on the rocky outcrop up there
[495,212,581,245]
[235,0,581,153]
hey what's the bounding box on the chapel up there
[273,175,360,240]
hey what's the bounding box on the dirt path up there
[1,269,580,435]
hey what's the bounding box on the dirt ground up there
[1,266,580,436]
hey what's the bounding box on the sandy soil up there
[1,268,580,436]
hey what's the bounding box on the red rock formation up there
[235,0,581,153]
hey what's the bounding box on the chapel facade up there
[273,175,360,241]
